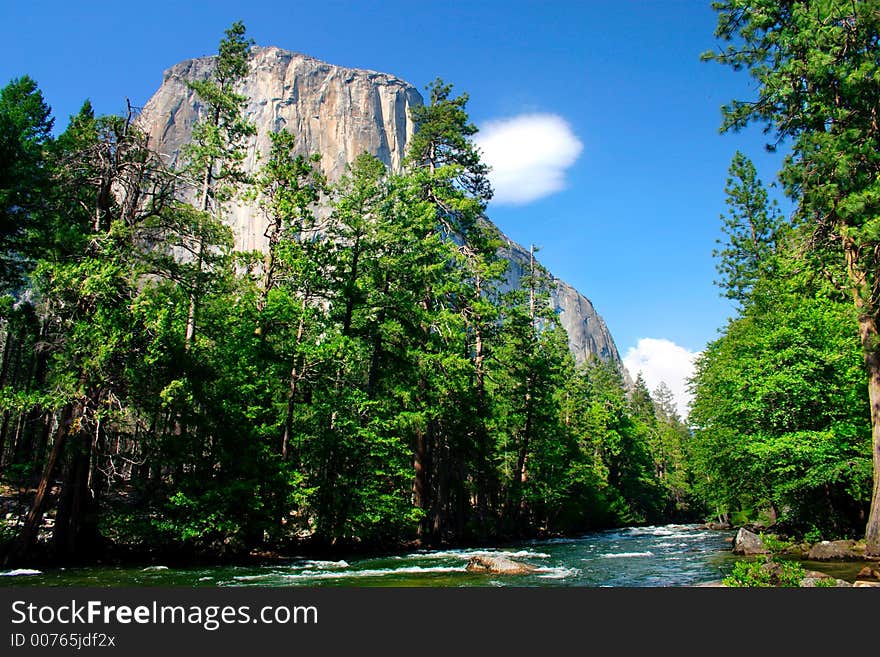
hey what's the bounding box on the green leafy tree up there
[3,102,173,562]
[704,0,880,554]
[252,129,326,460]
[690,250,871,534]
[651,382,693,514]
[489,252,575,534]
[406,78,492,203]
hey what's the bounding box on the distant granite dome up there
[136,45,624,370]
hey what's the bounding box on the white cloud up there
[474,113,583,205]
[623,338,700,420]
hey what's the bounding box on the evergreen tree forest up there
[691,0,880,550]
[0,24,694,565]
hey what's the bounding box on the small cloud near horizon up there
[474,113,583,205]
[623,338,699,420]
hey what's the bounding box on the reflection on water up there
[0,524,744,587]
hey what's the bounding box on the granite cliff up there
[137,46,623,368]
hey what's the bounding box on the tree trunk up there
[0,321,12,462]
[341,233,362,337]
[366,276,390,398]
[858,310,880,556]
[185,153,215,347]
[280,297,309,460]
[257,214,283,318]
[431,435,449,542]
[4,403,77,565]
[843,233,880,555]
[413,422,430,541]
[54,430,95,559]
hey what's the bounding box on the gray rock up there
[799,570,848,587]
[465,555,537,575]
[732,528,770,556]
[136,47,625,371]
[498,240,623,369]
[800,577,851,587]
[807,540,858,561]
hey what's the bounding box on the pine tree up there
[0,77,53,290]
[713,151,782,306]
[403,78,498,541]
[252,129,327,459]
[5,102,168,562]
[182,20,255,345]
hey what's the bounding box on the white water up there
[0,568,43,577]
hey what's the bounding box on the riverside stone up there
[856,566,880,580]
[732,528,769,556]
[807,540,858,561]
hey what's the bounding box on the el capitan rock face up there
[136,46,624,369]
[498,239,623,368]
[138,46,420,253]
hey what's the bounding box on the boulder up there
[807,540,858,561]
[852,580,880,587]
[800,577,851,587]
[465,555,537,575]
[732,528,770,555]
[785,543,811,558]
[856,566,880,580]
[799,570,850,587]
[760,561,786,585]
[698,522,732,531]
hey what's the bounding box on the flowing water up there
[0,524,744,587]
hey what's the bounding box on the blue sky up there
[1,0,790,413]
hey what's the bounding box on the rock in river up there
[466,555,537,575]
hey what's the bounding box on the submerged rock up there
[732,528,769,555]
[465,555,537,575]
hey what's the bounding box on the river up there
[0,524,749,587]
